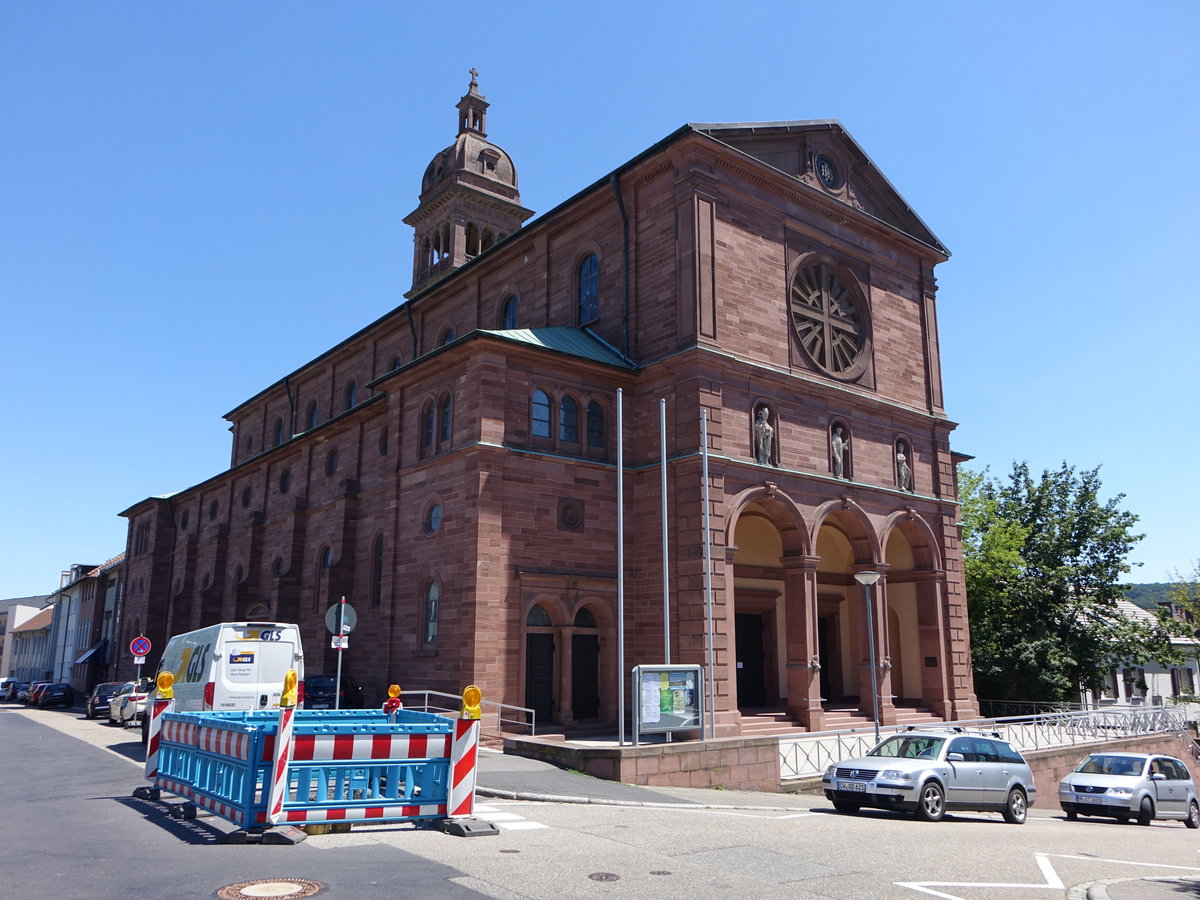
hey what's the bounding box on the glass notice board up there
[632,664,704,737]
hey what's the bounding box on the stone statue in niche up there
[896,443,913,492]
[754,406,775,466]
[831,426,849,479]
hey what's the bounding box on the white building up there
[1083,599,1199,722]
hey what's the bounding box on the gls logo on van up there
[229,652,255,665]
[181,643,213,683]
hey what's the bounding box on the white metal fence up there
[779,705,1191,781]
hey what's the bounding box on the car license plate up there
[1077,794,1100,803]
[838,780,868,792]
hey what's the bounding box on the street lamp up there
[854,571,882,744]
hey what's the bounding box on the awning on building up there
[74,639,106,665]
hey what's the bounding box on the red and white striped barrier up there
[144,697,174,778]
[289,731,452,762]
[277,802,447,824]
[267,703,296,824]
[448,717,480,817]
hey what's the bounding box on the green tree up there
[961,462,1176,703]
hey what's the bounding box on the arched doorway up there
[571,607,599,720]
[524,604,554,724]
[732,509,785,711]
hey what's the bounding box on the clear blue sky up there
[2,2,1196,598]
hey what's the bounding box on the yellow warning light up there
[461,684,482,720]
[281,668,299,708]
[387,684,402,699]
[156,671,175,700]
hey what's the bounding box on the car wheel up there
[1136,797,1154,826]
[1186,801,1199,830]
[916,781,945,822]
[85,703,94,719]
[832,800,861,815]
[1064,809,1077,821]
[1003,788,1028,824]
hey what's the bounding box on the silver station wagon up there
[823,727,1037,823]
[1058,752,1199,827]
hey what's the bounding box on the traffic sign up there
[325,601,357,635]
[130,636,151,657]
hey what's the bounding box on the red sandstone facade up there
[119,77,978,735]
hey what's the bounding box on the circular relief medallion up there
[816,154,840,189]
[789,261,869,378]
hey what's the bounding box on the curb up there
[475,786,804,811]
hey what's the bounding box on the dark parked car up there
[3,681,29,701]
[85,682,127,719]
[37,683,75,709]
[25,682,51,705]
[304,674,364,709]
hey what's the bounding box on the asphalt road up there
[4,704,1199,899]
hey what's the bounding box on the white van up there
[143,622,304,736]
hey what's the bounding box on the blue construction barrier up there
[149,708,470,830]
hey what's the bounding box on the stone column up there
[782,553,824,731]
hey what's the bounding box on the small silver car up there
[822,727,1037,823]
[1058,752,1199,827]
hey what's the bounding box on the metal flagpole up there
[702,409,715,740]
[617,388,626,745]
[660,398,669,664]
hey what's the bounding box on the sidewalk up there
[474,746,816,810]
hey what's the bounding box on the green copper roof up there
[481,327,635,369]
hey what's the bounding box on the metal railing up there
[399,689,536,739]
[779,705,1189,781]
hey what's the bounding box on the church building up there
[118,73,978,736]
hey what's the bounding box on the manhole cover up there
[589,873,620,882]
[216,878,325,900]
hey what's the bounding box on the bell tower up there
[404,70,534,295]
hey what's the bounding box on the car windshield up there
[1076,755,1144,777]
[97,682,124,693]
[867,735,945,759]
[307,676,336,689]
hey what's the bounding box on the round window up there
[789,261,870,379]
[425,503,442,534]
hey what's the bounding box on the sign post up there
[324,597,357,708]
[130,635,151,683]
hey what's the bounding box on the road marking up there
[897,851,1200,899]
[473,803,548,830]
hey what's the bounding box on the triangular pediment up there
[691,121,946,255]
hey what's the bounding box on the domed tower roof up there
[404,70,534,295]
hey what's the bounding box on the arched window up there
[586,401,605,449]
[325,449,339,476]
[574,607,597,628]
[526,604,551,627]
[421,402,435,455]
[465,223,479,258]
[307,400,319,431]
[344,380,358,411]
[531,390,552,439]
[423,581,440,644]
[438,394,453,446]
[559,395,579,443]
[273,417,285,447]
[440,327,456,345]
[378,427,389,456]
[501,295,519,329]
[578,253,599,324]
[390,354,403,371]
[370,535,384,609]
[481,229,494,252]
